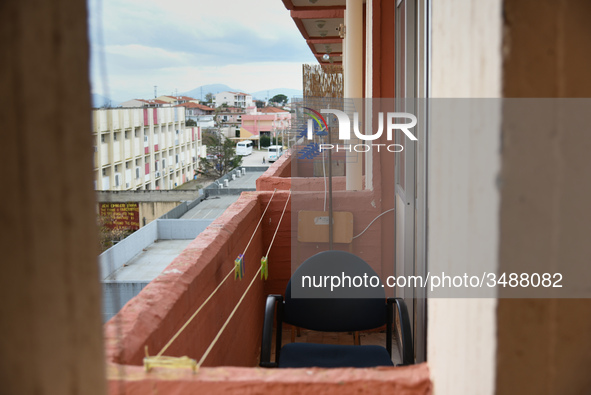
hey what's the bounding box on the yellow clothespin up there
[261,256,268,280]
[235,254,244,280]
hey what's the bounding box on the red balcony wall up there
[257,154,292,191]
[257,153,356,191]
[103,155,420,394]
[107,364,432,394]
[289,189,385,285]
[259,192,292,296]
[257,154,388,292]
[104,192,269,368]
[294,150,348,178]
[258,189,385,297]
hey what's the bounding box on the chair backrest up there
[283,250,387,332]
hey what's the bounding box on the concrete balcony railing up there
[103,154,431,393]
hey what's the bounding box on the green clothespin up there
[234,254,244,280]
[261,256,268,280]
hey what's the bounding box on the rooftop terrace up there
[100,219,213,321]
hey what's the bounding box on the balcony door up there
[395,0,429,363]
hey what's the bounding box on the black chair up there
[260,250,414,368]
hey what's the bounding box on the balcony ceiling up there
[289,0,346,8]
[282,0,345,65]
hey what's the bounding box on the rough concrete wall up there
[106,364,432,394]
[428,1,502,395]
[0,0,106,393]
[498,1,591,393]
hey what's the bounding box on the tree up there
[261,136,282,147]
[260,135,271,148]
[97,213,134,253]
[270,94,288,106]
[205,92,214,103]
[198,131,243,179]
[186,118,197,126]
[254,100,265,108]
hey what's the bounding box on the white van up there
[267,145,283,162]
[236,140,254,156]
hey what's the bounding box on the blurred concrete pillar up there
[498,1,591,393]
[345,0,364,190]
[0,0,106,393]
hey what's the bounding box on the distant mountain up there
[182,84,243,100]
[92,94,120,108]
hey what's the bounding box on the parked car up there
[206,153,222,160]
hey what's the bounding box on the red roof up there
[165,95,195,101]
[259,106,288,113]
[138,99,168,104]
[175,102,214,111]
[230,92,251,96]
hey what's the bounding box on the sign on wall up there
[99,202,140,231]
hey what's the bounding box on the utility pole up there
[154,85,157,98]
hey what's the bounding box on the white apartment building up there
[118,99,171,108]
[92,107,204,191]
[214,91,253,108]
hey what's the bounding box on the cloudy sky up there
[88,0,316,102]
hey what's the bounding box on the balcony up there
[7,0,591,393]
[104,152,430,393]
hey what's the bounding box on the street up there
[239,148,271,167]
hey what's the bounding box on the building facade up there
[156,95,196,106]
[176,102,216,129]
[92,107,203,191]
[214,91,253,108]
[240,106,292,142]
[215,106,246,138]
[118,98,171,108]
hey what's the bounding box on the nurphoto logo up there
[299,107,418,159]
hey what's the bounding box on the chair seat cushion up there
[278,343,394,368]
